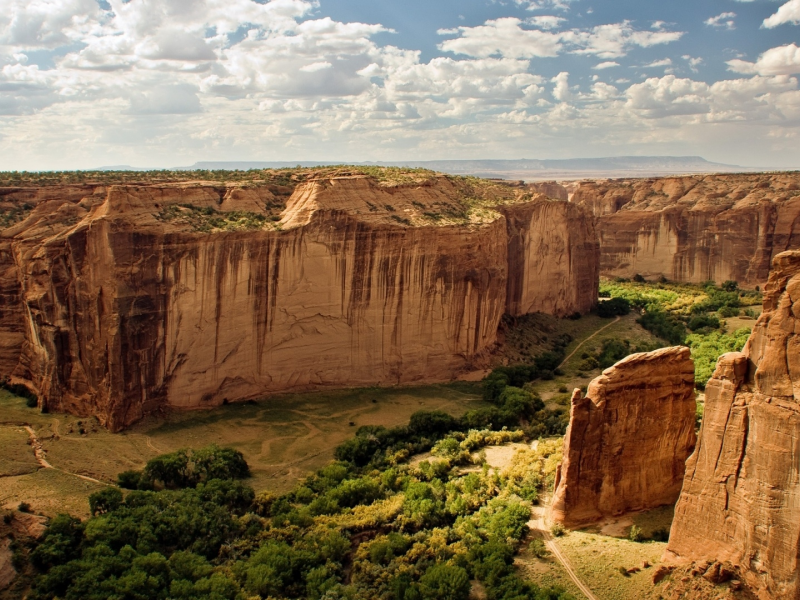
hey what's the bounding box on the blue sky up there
[0,0,799,169]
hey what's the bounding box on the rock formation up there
[667,250,800,599]
[0,171,599,430]
[550,346,697,527]
[571,173,800,286]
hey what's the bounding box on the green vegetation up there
[0,376,38,407]
[0,202,34,228]
[24,418,574,600]
[599,279,760,387]
[685,328,752,388]
[155,205,281,233]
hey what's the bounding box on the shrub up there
[550,522,565,537]
[633,274,646,283]
[596,297,631,318]
[687,314,720,332]
[89,487,123,515]
[637,310,686,345]
[419,564,471,600]
[530,538,548,558]
[17,502,30,513]
[117,469,144,490]
[721,280,738,292]
[718,305,739,318]
[628,524,644,542]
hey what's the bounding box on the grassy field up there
[0,384,486,517]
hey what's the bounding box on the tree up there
[419,564,471,600]
[89,488,123,515]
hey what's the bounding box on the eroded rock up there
[0,173,599,430]
[571,173,800,286]
[550,346,697,527]
[667,250,800,599]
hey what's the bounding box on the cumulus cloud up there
[563,21,683,59]
[0,0,798,169]
[763,0,800,28]
[727,44,800,76]
[705,12,736,30]
[439,18,562,59]
[527,16,566,30]
[439,18,683,60]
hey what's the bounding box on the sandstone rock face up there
[1,174,598,430]
[667,250,800,599]
[501,201,599,318]
[550,346,697,527]
[571,173,800,286]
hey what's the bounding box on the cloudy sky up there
[1,0,799,170]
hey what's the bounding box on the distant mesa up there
[174,156,752,181]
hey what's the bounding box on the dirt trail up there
[22,425,108,486]
[558,316,622,370]
[529,505,600,600]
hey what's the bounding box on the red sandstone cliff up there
[571,173,800,286]
[550,346,697,527]
[0,172,598,430]
[667,250,800,599]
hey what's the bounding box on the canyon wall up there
[0,174,598,430]
[571,173,800,287]
[667,250,800,599]
[550,347,697,527]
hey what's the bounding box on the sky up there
[1,0,799,170]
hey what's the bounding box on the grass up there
[0,427,39,477]
[555,529,667,600]
[0,384,487,517]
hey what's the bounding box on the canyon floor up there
[0,279,762,600]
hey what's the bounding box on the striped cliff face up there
[667,250,800,599]
[0,174,598,430]
[571,173,800,288]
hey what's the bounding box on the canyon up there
[570,172,800,287]
[667,249,800,599]
[0,170,598,430]
[550,346,697,528]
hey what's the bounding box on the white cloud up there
[439,18,562,59]
[642,58,672,68]
[439,18,683,60]
[563,21,684,59]
[552,71,572,101]
[705,12,736,30]
[727,43,800,76]
[683,55,703,73]
[594,61,619,70]
[514,0,577,11]
[0,0,798,169]
[763,0,800,28]
[527,16,566,30]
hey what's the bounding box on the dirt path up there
[529,506,600,600]
[558,316,622,370]
[23,425,108,486]
[23,426,53,469]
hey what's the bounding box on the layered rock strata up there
[667,250,800,599]
[0,173,598,430]
[550,346,697,527]
[571,173,800,286]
